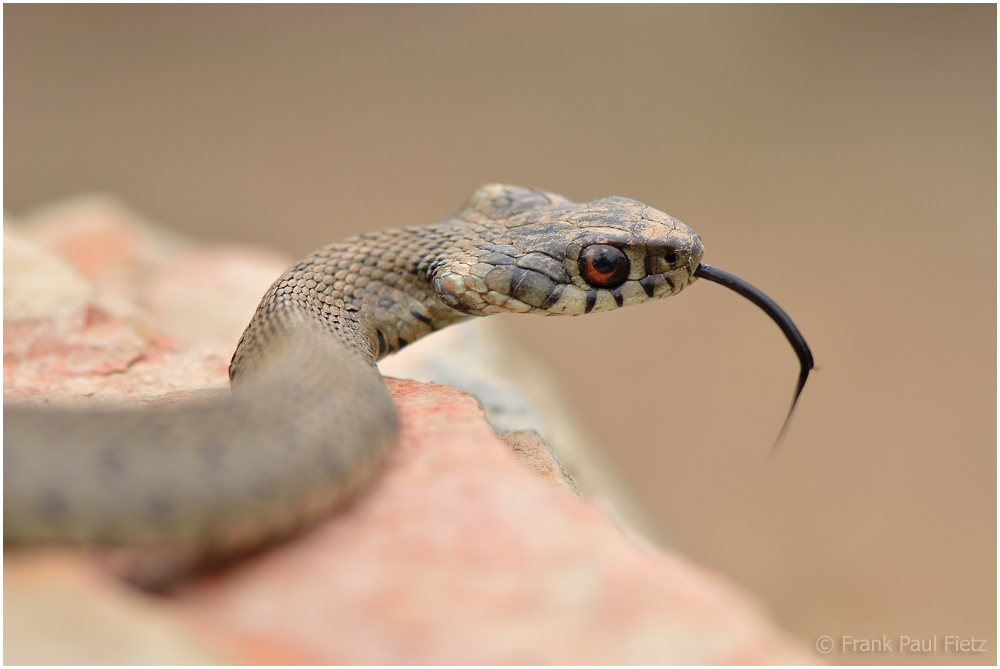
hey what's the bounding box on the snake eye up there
[579,244,630,288]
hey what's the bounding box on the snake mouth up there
[693,263,813,457]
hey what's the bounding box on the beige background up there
[4,5,995,665]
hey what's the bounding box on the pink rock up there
[4,198,292,406]
[3,196,815,664]
[173,379,811,664]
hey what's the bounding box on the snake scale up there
[4,184,812,572]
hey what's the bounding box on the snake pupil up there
[664,251,678,264]
[580,244,629,289]
[591,247,618,274]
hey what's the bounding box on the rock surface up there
[3,196,815,664]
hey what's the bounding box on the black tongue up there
[693,263,814,458]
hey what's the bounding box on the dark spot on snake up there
[375,329,387,357]
[663,275,676,291]
[507,266,527,289]
[98,447,125,479]
[540,284,565,310]
[40,492,69,521]
[611,286,624,308]
[147,494,173,523]
[585,290,598,314]
[512,271,557,308]
[377,298,394,310]
[409,306,433,325]
[639,275,657,298]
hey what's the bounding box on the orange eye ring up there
[579,245,629,288]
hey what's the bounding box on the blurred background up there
[4,5,995,665]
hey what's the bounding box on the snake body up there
[4,185,707,563]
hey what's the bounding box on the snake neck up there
[230,220,481,382]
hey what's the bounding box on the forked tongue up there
[693,263,814,459]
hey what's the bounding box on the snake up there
[4,184,813,572]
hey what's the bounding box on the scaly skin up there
[4,184,704,565]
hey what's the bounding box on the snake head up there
[433,184,705,316]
